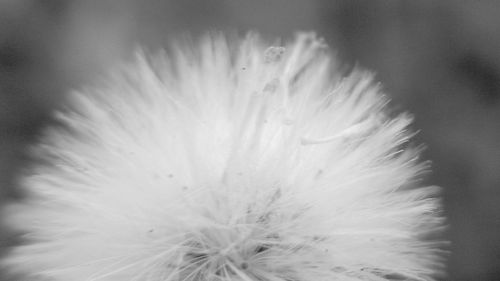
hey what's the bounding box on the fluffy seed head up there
[1,33,446,281]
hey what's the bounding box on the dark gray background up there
[1,1,499,280]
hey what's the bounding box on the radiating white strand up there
[0,32,446,281]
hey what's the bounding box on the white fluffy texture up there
[1,33,445,281]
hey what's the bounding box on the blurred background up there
[1,0,499,280]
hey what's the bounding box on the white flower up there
[1,32,445,281]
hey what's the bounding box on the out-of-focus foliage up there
[1,1,499,280]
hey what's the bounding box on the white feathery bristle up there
[1,32,446,281]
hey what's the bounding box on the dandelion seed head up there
[1,32,446,281]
